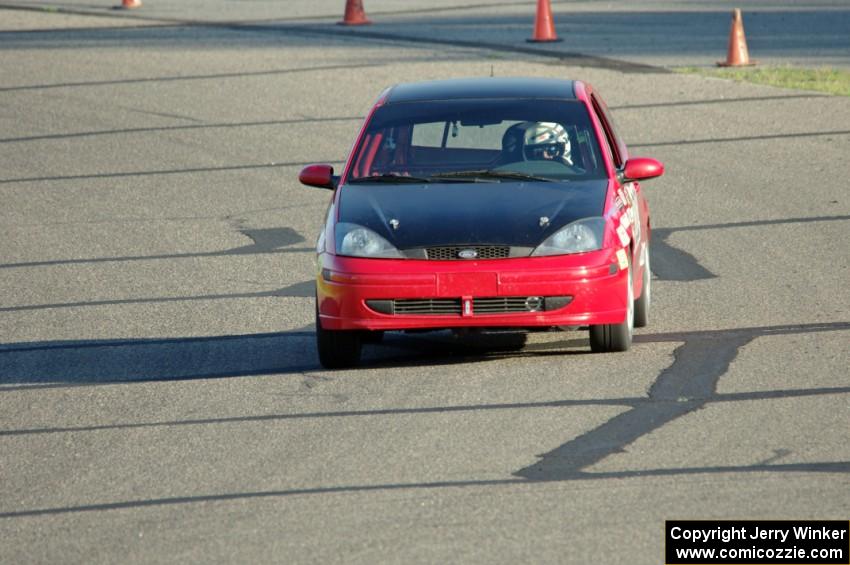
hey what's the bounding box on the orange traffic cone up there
[717,9,756,66]
[527,0,562,43]
[117,0,141,8]
[338,0,371,26]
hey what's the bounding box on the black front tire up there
[589,261,633,352]
[316,309,362,369]
[360,330,385,344]
[633,246,650,328]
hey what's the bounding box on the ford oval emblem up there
[457,248,478,259]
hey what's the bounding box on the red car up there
[300,78,664,368]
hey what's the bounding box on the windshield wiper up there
[432,169,556,182]
[348,173,434,184]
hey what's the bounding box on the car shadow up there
[0,330,317,389]
[0,327,593,389]
[4,320,849,388]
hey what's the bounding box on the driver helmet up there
[522,122,572,165]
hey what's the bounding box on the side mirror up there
[622,157,664,182]
[299,164,338,190]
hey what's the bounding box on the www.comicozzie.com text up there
[670,524,848,544]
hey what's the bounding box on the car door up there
[588,91,651,283]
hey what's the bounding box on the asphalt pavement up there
[1,1,849,564]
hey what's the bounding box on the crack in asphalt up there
[0,62,385,93]
[0,116,362,144]
[3,385,848,437]
[0,280,316,313]
[0,160,343,185]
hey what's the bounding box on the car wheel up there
[360,330,385,344]
[633,246,650,328]
[315,306,362,369]
[588,260,633,352]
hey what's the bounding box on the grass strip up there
[676,65,850,97]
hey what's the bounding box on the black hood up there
[338,180,608,249]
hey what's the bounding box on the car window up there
[349,99,607,182]
[448,120,522,149]
[591,93,628,167]
[410,121,445,148]
[410,120,525,150]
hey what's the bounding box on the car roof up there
[384,77,579,104]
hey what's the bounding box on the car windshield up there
[347,98,606,183]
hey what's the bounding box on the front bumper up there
[316,249,629,331]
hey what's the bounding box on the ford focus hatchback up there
[299,78,664,368]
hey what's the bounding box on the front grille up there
[392,298,462,315]
[474,296,542,314]
[426,246,510,260]
[366,296,572,316]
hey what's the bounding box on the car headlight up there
[531,217,605,256]
[336,222,403,258]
